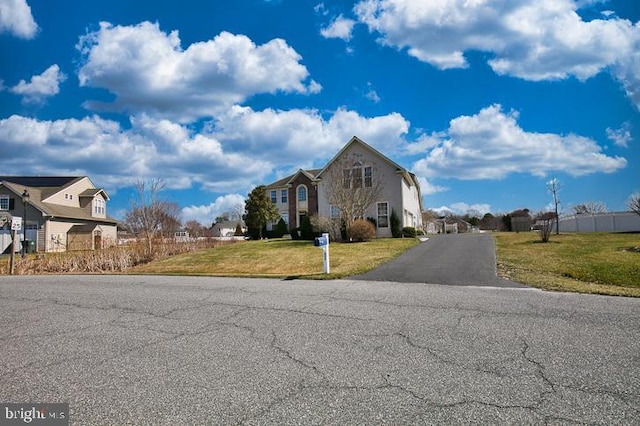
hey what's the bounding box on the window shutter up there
[9,198,15,210]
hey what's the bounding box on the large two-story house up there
[264,137,423,237]
[0,176,118,252]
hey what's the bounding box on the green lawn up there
[494,232,640,297]
[131,238,420,279]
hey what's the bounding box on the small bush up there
[310,215,343,242]
[274,218,288,238]
[299,215,315,240]
[402,227,417,238]
[349,219,376,242]
[234,222,244,236]
[390,209,402,238]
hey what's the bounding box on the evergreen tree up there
[243,185,280,239]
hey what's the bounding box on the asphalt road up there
[352,233,526,287]
[1,275,639,424]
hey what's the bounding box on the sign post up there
[9,217,21,275]
[314,233,330,274]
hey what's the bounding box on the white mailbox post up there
[314,232,330,274]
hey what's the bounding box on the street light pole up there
[22,190,30,259]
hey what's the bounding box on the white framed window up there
[352,167,363,188]
[0,196,9,211]
[270,190,277,203]
[297,185,307,202]
[343,164,372,188]
[281,189,288,204]
[364,166,372,187]
[330,205,341,218]
[343,169,351,189]
[377,202,389,228]
[281,212,289,224]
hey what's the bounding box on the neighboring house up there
[0,176,118,252]
[264,136,423,238]
[211,221,246,237]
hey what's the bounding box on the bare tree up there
[184,220,207,238]
[628,193,640,216]
[535,211,556,243]
[572,201,608,215]
[323,153,385,240]
[124,179,181,258]
[547,178,561,235]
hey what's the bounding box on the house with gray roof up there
[0,176,118,252]
[263,136,423,238]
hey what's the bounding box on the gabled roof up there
[315,136,420,186]
[0,176,86,200]
[0,176,117,224]
[265,168,322,189]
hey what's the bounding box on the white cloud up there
[410,104,627,180]
[428,203,491,217]
[417,176,448,196]
[321,14,356,41]
[0,114,273,193]
[76,21,320,121]
[0,106,411,198]
[606,124,632,148]
[182,193,246,225]
[213,105,410,163]
[354,0,640,108]
[0,0,38,39]
[9,64,66,104]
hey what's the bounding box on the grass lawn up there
[130,237,420,279]
[494,232,640,297]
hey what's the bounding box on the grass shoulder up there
[494,232,640,297]
[130,237,420,279]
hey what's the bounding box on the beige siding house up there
[0,176,118,252]
[264,137,423,237]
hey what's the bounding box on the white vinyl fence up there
[558,212,640,233]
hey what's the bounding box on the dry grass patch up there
[494,232,640,297]
[131,238,419,279]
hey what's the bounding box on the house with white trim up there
[0,176,118,253]
[264,137,423,237]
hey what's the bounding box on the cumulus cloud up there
[0,114,273,192]
[410,104,627,180]
[212,105,410,163]
[9,64,66,104]
[417,176,448,196]
[0,0,38,39]
[76,21,321,121]
[0,106,411,198]
[321,14,356,41]
[354,0,640,108]
[429,202,491,217]
[182,193,246,225]
[606,123,632,148]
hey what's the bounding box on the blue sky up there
[1,0,638,224]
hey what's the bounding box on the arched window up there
[297,185,307,202]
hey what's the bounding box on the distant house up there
[263,136,423,237]
[211,221,246,237]
[0,176,118,252]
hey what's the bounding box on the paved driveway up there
[352,233,526,287]
[1,275,639,424]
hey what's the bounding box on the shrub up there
[349,219,376,242]
[310,215,343,242]
[402,227,417,238]
[299,215,315,240]
[234,222,244,236]
[390,209,402,238]
[274,218,288,238]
